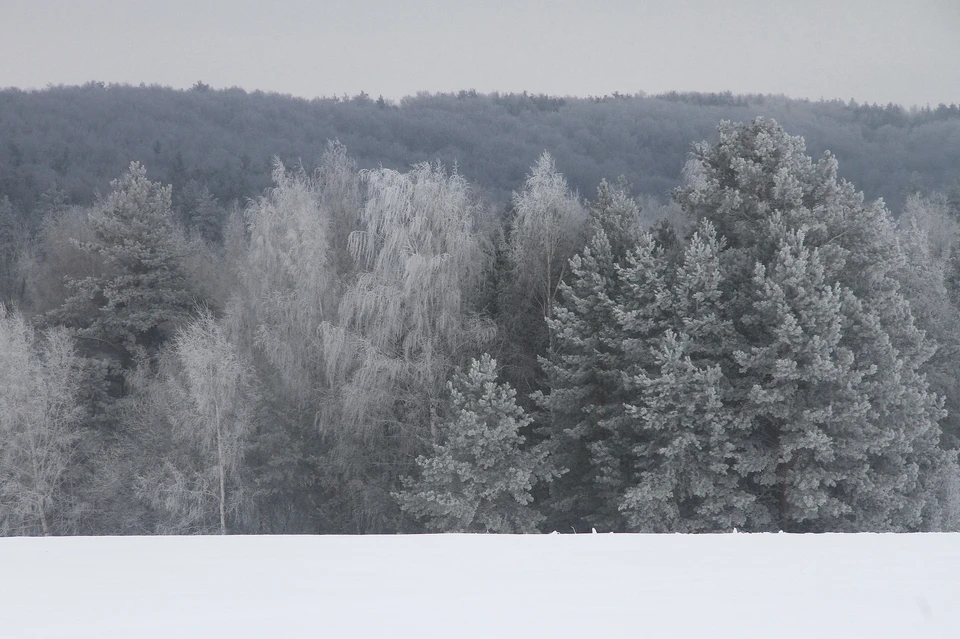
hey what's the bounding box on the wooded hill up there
[3,84,960,537]
[2,84,959,220]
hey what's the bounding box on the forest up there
[2,85,960,535]
[2,83,960,218]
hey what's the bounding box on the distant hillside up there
[1,84,959,217]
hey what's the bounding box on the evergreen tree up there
[536,180,644,531]
[396,355,554,533]
[0,196,26,307]
[619,221,756,532]
[48,162,193,361]
[176,180,223,243]
[675,118,948,531]
[537,229,626,531]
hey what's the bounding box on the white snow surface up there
[2,533,958,638]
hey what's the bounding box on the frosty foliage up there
[0,307,83,536]
[4,120,960,536]
[396,354,554,533]
[234,147,495,532]
[329,161,494,434]
[240,155,341,400]
[507,152,588,328]
[673,119,947,531]
[135,311,256,534]
[47,162,193,359]
[542,119,952,533]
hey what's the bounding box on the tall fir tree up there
[537,229,627,531]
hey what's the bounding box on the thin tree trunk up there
[215,400,227,535]
[39,499,51,537]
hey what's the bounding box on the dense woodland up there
[2,86,960,535]
[2,83,960,219]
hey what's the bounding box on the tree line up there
[2,84,959,225]
[2,117,960,535]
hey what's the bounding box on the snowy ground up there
[1,533,958,638]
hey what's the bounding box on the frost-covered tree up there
[536,228,626,531]
[542,119,952,533]
[537,187,679,532]
[235,148,494,532]
[0,307,83,536]
[136,311,256,534]
[396,355,554,533]
[176,180,224,243]
[318,162,494,529]
[896,195,960,450]
[326,161,493,435]
[502,151,588,379]
[240,157,342,400]
[48,162,193,360]
[618,221,755,532]
[233,147,357,533]
[675,118,948,531]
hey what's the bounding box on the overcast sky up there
[2,0,958,107]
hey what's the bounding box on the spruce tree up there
[537,229,627,531]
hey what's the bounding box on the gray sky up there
[3,0,958,107]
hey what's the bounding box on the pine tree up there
[675,118,948,531]
[619,220,757,532]
[536,181,645,531]
[48,162,193,360]
[395,355,554,533]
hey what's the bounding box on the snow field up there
[1,533,958,638]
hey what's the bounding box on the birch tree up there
[312,162,494,530]
[0,307,83,536]
[507,152,587,348]
[232,147,363,533]
[236,149,494,532]
[326,162,493,435]
[136,311,256,534]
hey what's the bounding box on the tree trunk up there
[39,497,51,537]
[215,401,227,535]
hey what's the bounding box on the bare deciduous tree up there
[0,307,83,536]
[507,152,587,347]
[136,311,256,534]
